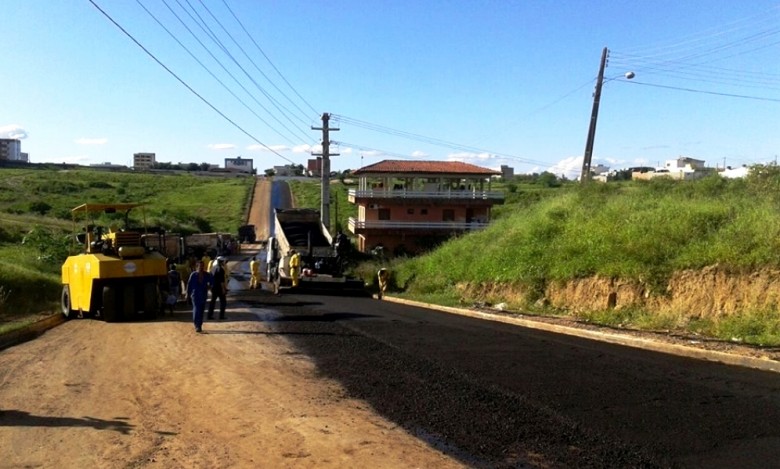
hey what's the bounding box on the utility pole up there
[312,113,339,231]
[581,47,609,183]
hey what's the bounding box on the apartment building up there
[133,152,156,170]
[348,160,503,255]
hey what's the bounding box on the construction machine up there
[268,208,364,291]
[61,203,167,322]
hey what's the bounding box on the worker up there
[289,249,301,287]
[186,261,212,333]
[377,268,389,300]
[249,256,260,289]
[202,252,212,272]
[267,239,281,295]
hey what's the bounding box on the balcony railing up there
[348,189,504,201]
[349,218,489,231]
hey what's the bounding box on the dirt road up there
[0,304,462,468]
[1,179,462,468]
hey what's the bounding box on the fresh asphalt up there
[237,288,780,468]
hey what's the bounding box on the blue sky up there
[2,0,779,178]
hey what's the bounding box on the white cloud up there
[247,144,288,152]
[447,152,496,163]
[208,143,236,150]
[547,156,583,179]
[74,137,108,145]
[339,146,353,155]
[0,124,28,139]
[411,150,429,158]
[292,144,312,153]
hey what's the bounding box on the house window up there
[442,209,454,221]
[421,208,428,215]
[379,208,391,220]
[407,208,414,215]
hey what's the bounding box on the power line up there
[135,0,303,146]
[220,0,320,118]
[624,80,780,103]
[161,0,312,143]
[333,114,553,167]
[186,0,316,136]
[87,0,295,164]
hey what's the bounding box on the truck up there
[61,203,167,322]
[238,224,257,243]
[268,208,364,290]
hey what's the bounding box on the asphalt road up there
[235,288,780,468]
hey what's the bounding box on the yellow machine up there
[61,203,167,322]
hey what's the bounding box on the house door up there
[466,208,474,223]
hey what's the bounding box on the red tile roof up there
[353,160,500,176]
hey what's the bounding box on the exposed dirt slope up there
[459,265,780,321]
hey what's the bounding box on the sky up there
[2,0,779,178]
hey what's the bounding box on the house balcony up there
[348,189,504,204]
[348,217,489,233]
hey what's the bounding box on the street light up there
[580,47,635,182]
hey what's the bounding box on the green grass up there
[286,178,358,235]
[7,166,780,347]
[381,170,780,346]
[0,167,254,322]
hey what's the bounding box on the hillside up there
[289,170,780,346]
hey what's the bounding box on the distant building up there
[0,139,22,161]
[273,165,297,177]
[224,156,254,174]
[632,156,709,181]
[307,157,322,177]
[500,164,514,179]
[133,152,156,170]
[664,156,705,172]
[90,162,127,169]
[721,166,750,179]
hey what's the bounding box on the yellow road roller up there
[61,203,167,322]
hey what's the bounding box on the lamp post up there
[580,47,634,182]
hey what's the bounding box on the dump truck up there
[268,208,364,290]
[61,203,167,322]
[238,224,257,243]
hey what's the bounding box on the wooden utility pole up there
[312,113,339,230]
[581,47,608,183]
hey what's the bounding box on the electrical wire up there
[162,0,312,143]
[184,0,316,137]
[220,0,320,119]
[624,80,780,103]
[87,0,296,164]
[136,0,303,146]
[334,115,554,167]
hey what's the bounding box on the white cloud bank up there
[547,156,583,179]
[208,143,236,150]
[0,124,29,139]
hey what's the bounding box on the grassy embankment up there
[286,178,358,233]
[0,167,253,332]
[289,170,780,346]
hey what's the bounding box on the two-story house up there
[348,160,503,255]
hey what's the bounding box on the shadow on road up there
[0,410,138,435]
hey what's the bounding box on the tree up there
[29,201,52,215]
[537,171,561,188]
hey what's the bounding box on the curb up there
[382,296,780,374]
[0,314,65,352]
